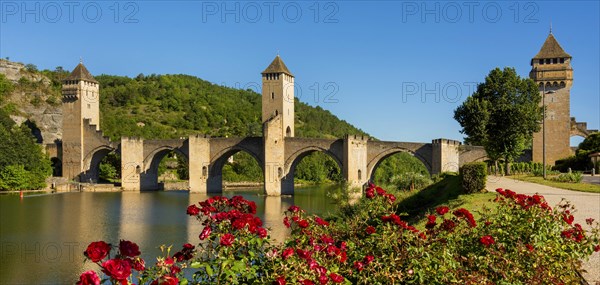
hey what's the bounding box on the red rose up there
[187,204,200,216]
[354,261,364,271]
[435,206,449,215]
[257,227,268,238]
[76,270,100,285]
[131,257,145,271]
[274,276,286,285]
[363,255,374,264]
[594,245,600,252]
[84,241,111,263]
[119,240,141,257]
[453,208,477,228]
[479,235,495,247]
[386,194,396,203]
[425,215,437,229]
[164,257,175,266]
[288,205,301,213]
[563,214,574,225]
[283,217,291,228]
[282,247,294,259]
[314,216,329,226]
[329,273,344,283]
[375,187,386,195]
[199,226,212,240]
[318,274,328,285]
[300,280,315,285]
[298,219,310,228]
[101,258,131,281]
[441,219,456,231]
[365,226,376,235]
[296,249,312,259]
[365,188,375,199]
[220,233,235,246]
[586,218,595,225]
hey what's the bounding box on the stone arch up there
[142,146,189,190]
[286,126,291,137]
[283,146,343,193]
[81,145,116,182]
[143,146,189,173]
[285,146,343,176]
[208,146,264,192]
[366,148,432,181]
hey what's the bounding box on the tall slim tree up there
[454,67,543,174]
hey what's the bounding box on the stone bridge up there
[68,122,485,195]
[54,58,488,196]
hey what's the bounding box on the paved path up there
[486,176,600,284]
[583,175,600,186]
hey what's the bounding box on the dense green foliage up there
[460,162,487,193]
[555,133,600,172]
[390,172,433,191]
[0,108,52,190]
[506,161,554,176]
[372,152,429,186]
[454,67,543,173]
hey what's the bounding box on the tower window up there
[560,58,564,63]
[539,59,544,65]
[87,104,90,109]
[553,58,557,64]
[545,58,550,64]
[271,92,274,99]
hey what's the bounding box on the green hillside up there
[96,74,367,140]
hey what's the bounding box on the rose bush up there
[79,186,599,284]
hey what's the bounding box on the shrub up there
[390,172,433,190]
[78,185,600,284]
[460,162,487,193]
[551,172,583,183]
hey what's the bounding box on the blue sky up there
[1,1,598,144]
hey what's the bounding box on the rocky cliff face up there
[0,59,62,144]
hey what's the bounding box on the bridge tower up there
[61,62,100,181]
[530,31,573,165]
[262,56,294,195]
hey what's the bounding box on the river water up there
[0,185,342,284]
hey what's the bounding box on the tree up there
[454,67,542,174]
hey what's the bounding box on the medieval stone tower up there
[61,62,100,181]
[262,55,295,137]
[530,32,574,165]
[262,56,295,195]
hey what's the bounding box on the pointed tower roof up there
[261,55,293,76]
[65,62,98,83]
[533,33,571,59]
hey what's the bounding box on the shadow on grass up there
[395,173,466,222]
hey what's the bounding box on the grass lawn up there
[387,174,497,227]
[509,174,600,193]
